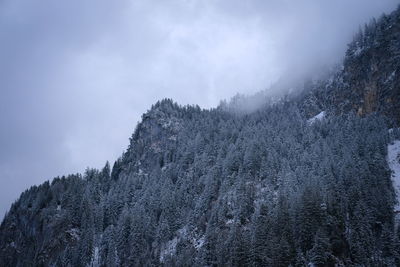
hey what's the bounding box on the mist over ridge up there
[0,0,399,229]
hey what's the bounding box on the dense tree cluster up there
[1,98,399,266]
[1,4,400,267]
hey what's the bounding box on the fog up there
[0,0,399,216]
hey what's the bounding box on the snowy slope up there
[387,140,400,211]
[307,111,325,124]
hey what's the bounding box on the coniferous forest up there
[1,5,400,267]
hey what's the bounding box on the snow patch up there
[160,226,207,262]
[387,140,400,211]
[168,135,177,141]
[56,205,61,211]
[90,246,100,267]
[160,237,178,263]
[385,70,396,84]
[226,219,234,225]
[307,111,326,125]
[194,236,205,249]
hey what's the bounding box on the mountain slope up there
[299,6,400,124]
[1,5,400,267]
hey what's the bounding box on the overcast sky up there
[0,0,399,216]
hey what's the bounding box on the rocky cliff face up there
[299,6,400,125]
[339,8,400,120]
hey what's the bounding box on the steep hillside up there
[299,6,400,124]
[1,5,400,267]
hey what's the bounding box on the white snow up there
[387,140,400,211]
[168,135,177,141]
[385,70,396,84]
[178,226,188,236]
[194,236,205,249]
[90,246,100,267]
[307,111,326,125]
[160,226,207,262]
[160,237,178,263]
[226,219,234,225]
[354,46,364,56]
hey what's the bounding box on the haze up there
[0,0,399,216]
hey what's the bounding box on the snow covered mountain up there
[1,5,400,267]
